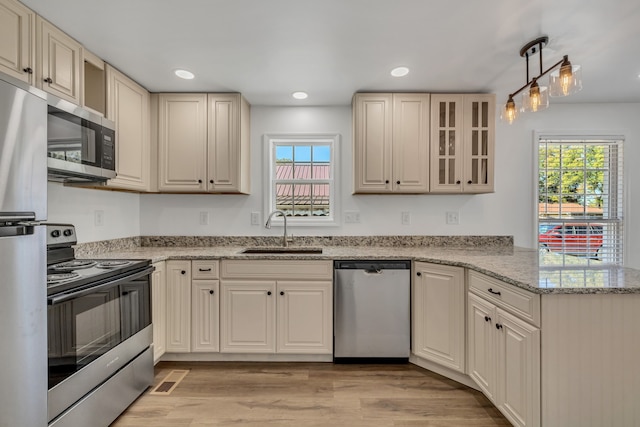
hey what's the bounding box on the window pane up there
[275,183,293,216]
[311,184,330,217]
[293,145,311,162]
[293,184,310,217]
[312,145,331,162]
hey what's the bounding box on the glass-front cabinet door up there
[430,94,495,193]
[463,94,495,193]
[430,95,463,192]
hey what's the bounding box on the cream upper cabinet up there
[207,94,250,193]
[105,65,151,191]
[0,0,35,83]
[468,273,541,427]
[151,261,166,363]
[412,262,465,373]
[36,16,81,104]
[157,93,250,194]
[165,260,192,353]
[157,93,208,192]
[353,93,429,193]
[430,94,495,193]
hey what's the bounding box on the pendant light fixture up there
[501,36,582,123]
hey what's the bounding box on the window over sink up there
[264,133,339,226]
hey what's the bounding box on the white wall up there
[48,103,640,268]
[47,182,140,243]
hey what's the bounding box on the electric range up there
[46,223,150,295]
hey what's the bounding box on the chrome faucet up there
[265,210,289,247]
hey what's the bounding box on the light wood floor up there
[111,361,510,427]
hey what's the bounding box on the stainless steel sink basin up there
[241,247,323,254]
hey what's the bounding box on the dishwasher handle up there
[334,260,411,270]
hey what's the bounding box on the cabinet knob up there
[467,180,472,184]
[385,180,390,184]
[456,180,461,184]
[484,316,491,322]
[487,288,501,296]
[396,180,401,185]
[496,323,503,330]
[416,272,421,277]
[198,179,202,184]
[209,290,214,295]
[209,180,214,184]
[122,291,129,296]
[23,67,33,74]
[280,291,284,296]
[44,77,53,83]
[181,270,186,275]
[267,291,272,296]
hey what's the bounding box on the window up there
[537,135,624,265]
[264,134,339,226]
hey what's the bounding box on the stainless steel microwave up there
[46,97,116,183]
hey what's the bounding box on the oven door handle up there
[48,266,155,305]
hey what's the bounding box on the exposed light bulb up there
[529,83,541,112]
[550,56,582,97]
[522,80,549,112]
[558,64,573,96]
[501,96,518,124]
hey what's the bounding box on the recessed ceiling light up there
[292,91,308,100]
[174,69,195,80]
[391,67,410,77]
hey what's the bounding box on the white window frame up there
[534,131,626,266]
[263,133,340,227]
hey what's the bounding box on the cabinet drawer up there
[221,260,332,280]
[192,260,219,280]
[468,270,540,327]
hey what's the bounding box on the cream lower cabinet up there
[165,260,192,352]
[165,260,220,354]
[151,261,166,363]
[105,65,151,191]
[412,262,465,373]
[468,272,540,427]
[0,0,35,83]
[220,260,333,354]
[352,93,430,194]
[191,260,220,352]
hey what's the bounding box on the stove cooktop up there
[46,258,151,296]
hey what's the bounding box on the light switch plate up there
[401,211,411,225]
[344,211,361,223]
[251,212,260,225]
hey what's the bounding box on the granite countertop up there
[76,240,640,295]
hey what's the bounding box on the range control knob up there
[50,230,61,238]
[63,229,74,237]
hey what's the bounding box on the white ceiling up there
[21,0,640,106]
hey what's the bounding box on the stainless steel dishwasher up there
[334,260,411,362]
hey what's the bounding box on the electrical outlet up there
[94,210,104,227]
[199,211,210,226]
[446,211,460,225]
[344,211,361,223]
[401,211,411,225]
[251,212,260,225]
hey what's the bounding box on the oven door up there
[47,266,153,423]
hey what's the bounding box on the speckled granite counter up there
[75,236,640,295]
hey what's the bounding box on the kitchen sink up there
[241,247,323,254]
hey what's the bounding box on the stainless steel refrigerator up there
[0,72,48,426]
